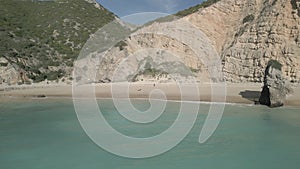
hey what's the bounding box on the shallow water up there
[1,99,300,169]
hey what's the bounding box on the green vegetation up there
[268,59,283,70]
[141,62,165,78]
[0,62,8,67]
[132,68,168,82]
[45,69,65,81]
[272,0,278,5]
[175,0,221,17]
[243,14,255,24]
[190,67,200,73]
[291,0,300,17]
[235,27,246,37]
[114,40,128,50]
[143,68,165,77]
[0,0,116,82]
[29,69,65,83]
[143,15,178,27]
[130,62,166,82]
[143,0,221,26]
[235,14,255,37]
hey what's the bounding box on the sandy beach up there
[0,83,299,106]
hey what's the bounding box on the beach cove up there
[1,83,300,106]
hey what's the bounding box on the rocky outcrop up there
[0,57,32,85]
[259,60,293,107]
[91,0,300,84]
[219,0,300,83]
[0,57,19,85]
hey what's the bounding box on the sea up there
[1,98,300,169]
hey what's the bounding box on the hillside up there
[0,0,116,84]
[1,0,300,85]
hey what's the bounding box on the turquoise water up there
[1,99,300,169]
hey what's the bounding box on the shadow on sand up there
[239,90,261,104]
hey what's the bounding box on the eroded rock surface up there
[92,0,300,83]
[259,61,293,107]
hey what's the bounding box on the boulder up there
[259,60,293,107]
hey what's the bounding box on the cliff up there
[1,0,300,85]
[93,0,300,84]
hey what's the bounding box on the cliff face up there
[95,0,300,83]
[186,0,300,83]
[220,0,300,83]
[94,20,219,83]
[1,0,300,84]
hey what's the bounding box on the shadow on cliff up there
[239,90,261,104]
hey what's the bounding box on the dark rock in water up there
[36,95,47,98]
[259,86,271,106]
[259,60,293,107]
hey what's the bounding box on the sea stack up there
[259,60,293,107]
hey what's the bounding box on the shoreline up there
[0,83,300,107]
